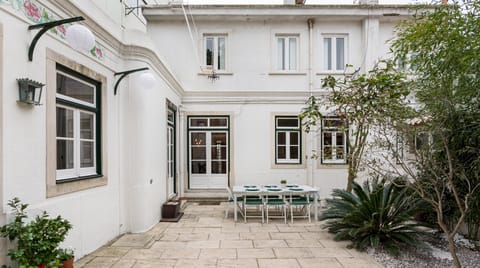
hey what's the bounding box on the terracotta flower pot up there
[38,264,46,268]
[61,257,74,268]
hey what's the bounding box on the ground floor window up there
[321,117,347,164]
[56,65,102,181]
[275,116,301,164]
[188,116,229,189]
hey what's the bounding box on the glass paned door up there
[167,125,175,197]
[189,131,228,189]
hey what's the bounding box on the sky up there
[182,0,425,4]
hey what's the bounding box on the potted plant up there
[0,198,72,268]
[57,248,74,268]
[280,179,287,186]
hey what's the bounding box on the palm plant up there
[320,178,425,255]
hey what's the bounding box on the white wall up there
[0,0,182,261]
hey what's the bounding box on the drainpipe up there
[307,18,314,187]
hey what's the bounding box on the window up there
[167,100,177,197]
[275,116,301,164]
[276,36,298,71]
[204,35,226,71]
[56,65,101,181]
[323,35,346,71]
[321,118,347,164]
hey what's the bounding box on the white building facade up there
[0,0,410,262]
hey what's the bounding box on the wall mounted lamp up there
[114,67,156,95]
[208,69,220,83]
[28,16,95,61]
[17,78,44,105]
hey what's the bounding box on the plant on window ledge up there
[0,198,72,267]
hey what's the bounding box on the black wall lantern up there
[17,78,44,105]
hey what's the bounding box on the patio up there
[75,202,382,268]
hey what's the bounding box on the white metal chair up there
[243,193,264,223]
[264,191,288,224]
[288,192,311,223]
[225,187,244,219]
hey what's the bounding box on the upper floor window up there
[321,117,347,164]
[56,65,102,181]
[276,35,298,71]
[323,35,347,71]
[204,35,226,71]
[275,116,301,164]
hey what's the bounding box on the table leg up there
[314,192,318,221]
[234,194,238,222]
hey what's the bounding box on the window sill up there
[268,72,307,76]
[272,163,305,169]
[198,72,233,76]
[316,71,353,76]
[317,163,348,169]
[47,175,107,198]
[56,174,103,184]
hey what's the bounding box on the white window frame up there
[275,116,301,164]
[321,117,347,164]
[322,35,348,72]
[204,34,227,71]
[276,35,299,71]
[56,71,98,181]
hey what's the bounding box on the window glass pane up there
[167,110,175,123]
[190,118,208,127]
[277,118,299,128]
[211,132,226,145]
[57,140,74,169]
[210,118,227,127]
[211,161,226,174]
[191,161,206,174]
[277,132,286,145]
[277,37,285,70]
[56,107,74,138]
[191,132,206,145]
[323,147,332,160]
[323,132,332,145]
[290,132,299,145]
[324,38,332,70]
[290,146,299,160]
[80,112,94,139]
[80,141,94,168]
[191,147,206,160]
[277,146,286,159]
[324,118,345,128]
[218,37,225,70]
[206,37,213,66]
[336,133,344,146]
[57,73,95,104]
[289,37,297,70]
[336,147,345,160]
[211,146,226,160]
[336,37,345,70]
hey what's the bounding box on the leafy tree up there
[370,1,480,266]
[300,61,411,192]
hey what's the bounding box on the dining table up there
[231,184,320,223]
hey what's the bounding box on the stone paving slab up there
[76,202,383,268]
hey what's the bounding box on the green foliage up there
[57,247,74,261]
[299,96,323,133]
[320,179,425,255]
[0,198,72,267]
[300,60,413,192]
[390,0,480,242]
